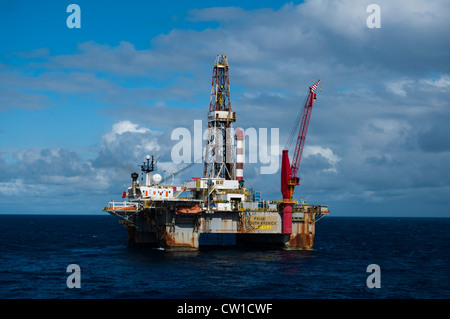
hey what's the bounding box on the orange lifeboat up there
[176,205,202,214]
[105,205,137,216]
[116,206,136,211]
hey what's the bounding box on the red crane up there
[281,80,321,202]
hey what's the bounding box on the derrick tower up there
[203,55,236,180]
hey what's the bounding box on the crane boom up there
[281,80,320,202]
[291,80,321,179]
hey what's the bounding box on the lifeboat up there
[104,203,138,216]
[115,206,136,211]
[176,205,202,214]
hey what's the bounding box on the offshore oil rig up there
[103,55,329,249]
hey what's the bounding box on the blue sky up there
[1,0,450,216]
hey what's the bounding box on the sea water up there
[0,215,448,299]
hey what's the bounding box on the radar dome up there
[153,174,162,185]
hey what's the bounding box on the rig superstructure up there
[103,55,329,249]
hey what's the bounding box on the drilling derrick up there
[203,55,236,180]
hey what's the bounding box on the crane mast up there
[281,80,321,202]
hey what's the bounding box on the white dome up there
[152,174,162,184]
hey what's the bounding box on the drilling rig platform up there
[103,55,329,250]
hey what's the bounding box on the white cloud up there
[94,121,162,171]
[304,145,341,173]
[388,74,450,97]
[387,79,413,97]
[103,121,152,144]
[0,179,45,197]
[420,74,450,89]
[367,118,411,137]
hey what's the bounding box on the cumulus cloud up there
[303,146,341,173]
[91,121,161,171]
[0,120,164,210]
[103,121,151,143]
[1,148,106,191]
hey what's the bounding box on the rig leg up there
[287,212,315,249]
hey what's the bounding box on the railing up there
[104,201,138,211]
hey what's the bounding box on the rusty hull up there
[287,212,315,249]
[122,206,321,250]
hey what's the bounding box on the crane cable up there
[285,92,309,151]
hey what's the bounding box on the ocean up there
[0,215,448,300]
